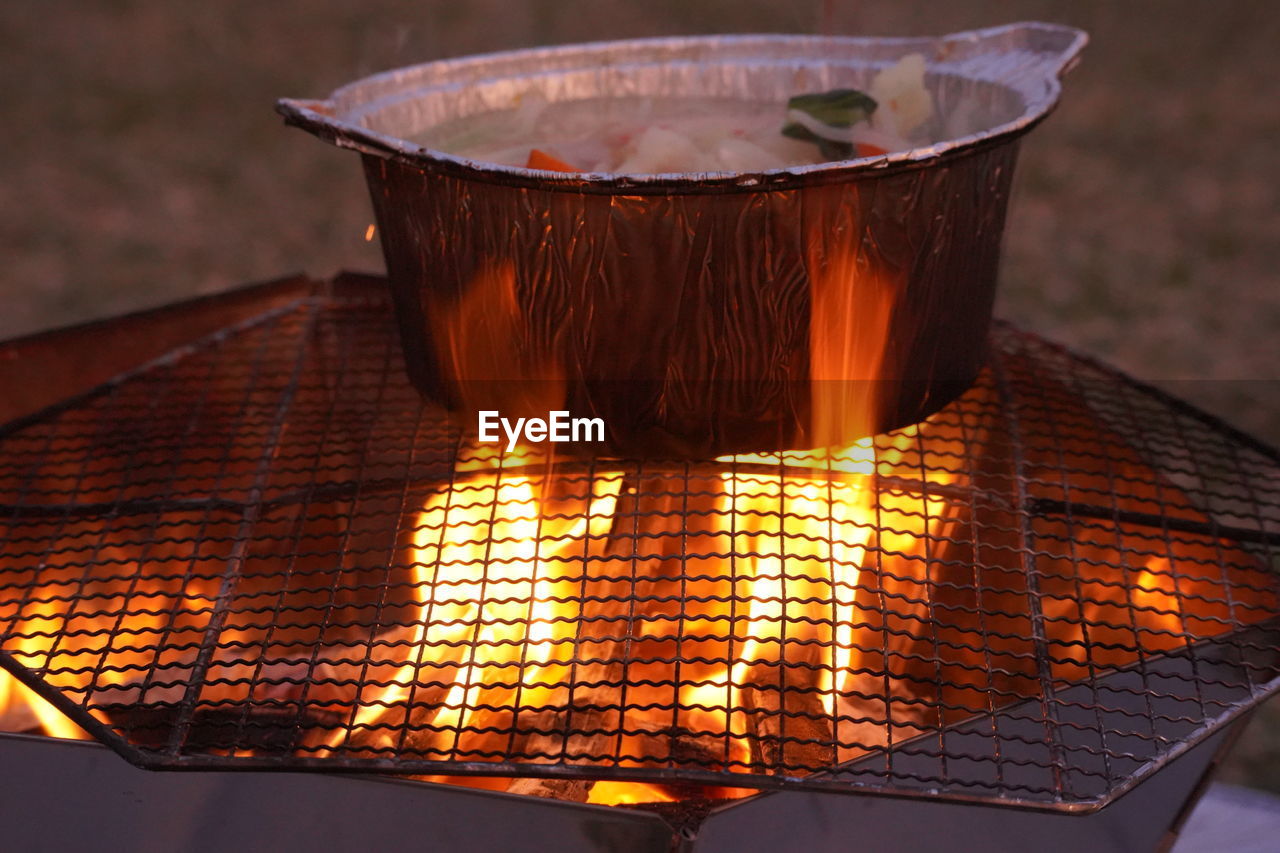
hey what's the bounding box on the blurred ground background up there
[2,0,1278,790]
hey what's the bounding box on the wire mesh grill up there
[0,280,1277,810]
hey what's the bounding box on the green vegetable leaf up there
[787,89,878,128]
[781,88,877,160]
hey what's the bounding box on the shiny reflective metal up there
[0,726,1242,853]
[2,275,1277,815]
[278,24,1088,457]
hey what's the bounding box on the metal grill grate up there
[1,278,1277,811]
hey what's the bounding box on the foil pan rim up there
[278,22,1087,193]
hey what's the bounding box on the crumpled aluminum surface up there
[279,23,1086,457]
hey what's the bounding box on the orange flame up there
[806,225,896,448]
[326,241,1271,803]
[431,261,565,429]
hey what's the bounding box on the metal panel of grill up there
[1,276,1277,811]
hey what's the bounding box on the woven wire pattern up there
[0,282,1277,809]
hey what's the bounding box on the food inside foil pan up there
[417,54,954,174]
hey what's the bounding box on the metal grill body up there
[1,274,1276,813]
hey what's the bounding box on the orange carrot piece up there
[526,148,579,172]
[856,142,889,157]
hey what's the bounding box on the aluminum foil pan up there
[279,23,1086,457]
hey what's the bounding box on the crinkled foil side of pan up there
[279,24,1087,457]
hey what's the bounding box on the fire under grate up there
[1,276,1278,812]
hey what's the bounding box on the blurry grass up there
[1,0,1279,792]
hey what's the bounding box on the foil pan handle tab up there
[938,22,1088,102]
[276,98,404,160]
